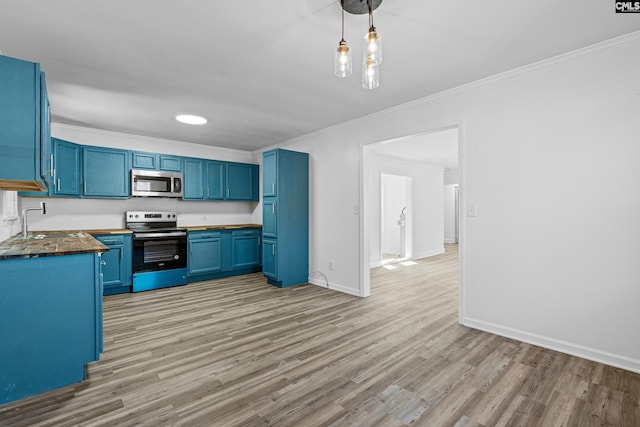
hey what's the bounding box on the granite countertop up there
[0,231,108,260]
[183,224,262,231]
[0,224,262,260]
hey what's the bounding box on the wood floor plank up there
[2,244,640,426]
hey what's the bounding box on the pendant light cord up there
[368,0,374,29]
[341,0,346,42]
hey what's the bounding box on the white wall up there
[13,124,260,234]
[270,33,640,372]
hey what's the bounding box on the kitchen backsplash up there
[15,196,259,235]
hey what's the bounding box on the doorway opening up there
[380,173,411,265]
[360,124,462,320]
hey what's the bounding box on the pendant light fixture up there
[335,0,383,89]
[334,0,352,77]
[363,0,382,66]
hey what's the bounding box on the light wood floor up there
[2,244,639,426]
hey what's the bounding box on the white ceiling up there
[370,127,459,169]
[2,1,639,152]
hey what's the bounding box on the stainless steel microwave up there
[131,169,183,198]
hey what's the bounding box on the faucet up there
[21,202,46,238]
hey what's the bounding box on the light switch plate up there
[467,204,477,217]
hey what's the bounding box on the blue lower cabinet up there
[188,231,223,275]
[187,228,262,282]
[231,229,261,269]
[93,233,132,295]
[262,238,277,280]
[0,253,102,404]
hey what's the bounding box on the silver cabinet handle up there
[50,154,54,177]
[272,203,275,215]
[272,244,275,255]
[84,182,87,194]
[101,259,107,266]
[271,183,275,194]
[227,188,230,198]
[57,178,60,192]
[258,237,261,245]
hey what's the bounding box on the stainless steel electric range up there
[125,211,188,292]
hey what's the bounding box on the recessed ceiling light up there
[176,114,207,125]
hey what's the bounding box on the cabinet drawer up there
[188,230,222,240]
[94,234,127,245]
[231,228,260,237]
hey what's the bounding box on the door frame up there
[359,122,466,324]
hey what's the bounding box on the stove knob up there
[135,214,139,218]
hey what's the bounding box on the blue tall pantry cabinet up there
[262,148,309,287]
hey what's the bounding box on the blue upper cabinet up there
[262,150,277,197]
[183,157,205,200]
[132,151,182,172]
[226,162,259,201]
[183,157,258,202]
[82,146,130,198]
[206,160,225,200]
[53,139,81,196]
[0,55,50,191]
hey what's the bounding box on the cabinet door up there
[262,239,277,279]
[183,158,204,200]
[100,242,124,288]
[263,150,277,197]
[262,199,277,238]
[0,56,48,191]
[39,72,51,183]
[94,234,132,294]
[231,232,261,269]
[226,163,258,201]
[189,238,222,275]
[83,147,129,197]
[159,155,182,172]
[53,139,81,196]
[205,161,224,200]
[132,151,157,169]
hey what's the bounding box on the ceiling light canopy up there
[334,0,383,90]
[175,114,207,125]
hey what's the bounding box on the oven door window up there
[133,236,187,273]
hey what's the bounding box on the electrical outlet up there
[329,260,334,271]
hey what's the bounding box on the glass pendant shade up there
[363,27,382,65]
[334,40,352,77]
[362,57,379,90]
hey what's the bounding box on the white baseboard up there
[308,277,363,297]
[444,238,456,244]
[414,248,445,260]
[463,317,640,374]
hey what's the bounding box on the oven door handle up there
[133,231,186,239]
